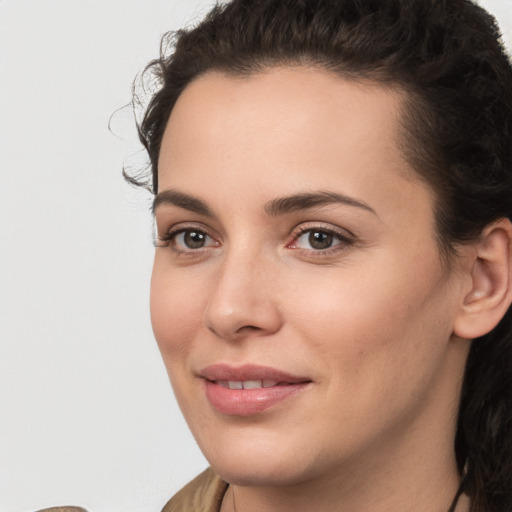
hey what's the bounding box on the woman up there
[124,0,512,511]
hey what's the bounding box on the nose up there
[203,248,283,341]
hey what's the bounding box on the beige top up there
[161,468,228,512]
[35,468,227,512]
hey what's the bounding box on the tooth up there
[262,380,278,388]
[228,381,243,390]
[217,381,229,388]
[242,380,263,389]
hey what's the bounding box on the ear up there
[453,218,512,339]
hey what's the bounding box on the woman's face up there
[151,67,468,487]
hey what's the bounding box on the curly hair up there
[128,1,512,510]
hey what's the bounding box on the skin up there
[151,67,473,512]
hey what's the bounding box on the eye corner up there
[154,233,172,248]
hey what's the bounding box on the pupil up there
[309,231,333,249]
[185,231,205,249]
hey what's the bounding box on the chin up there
[196,428,324,487]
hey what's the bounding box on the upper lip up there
[199,363,311,383]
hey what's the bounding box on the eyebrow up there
[264,191,377,216]
[152,189,213,216]
[152,189,376,217]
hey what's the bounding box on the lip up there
[199,364,312,416]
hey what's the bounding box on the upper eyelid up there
[157,221,216,237]
[290,221,356,240]
[291,229,353,245]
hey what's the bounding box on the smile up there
[199,364,312,416]
[216,380,283,389]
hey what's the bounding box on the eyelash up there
[156,224,355,256]
[288,225,355,254]
[156,225,218,254]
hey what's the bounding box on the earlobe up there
[453,218,512,340]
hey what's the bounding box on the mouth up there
[199,364,312,416]
[215,379,292,389]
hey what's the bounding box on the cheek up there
[285,264,405,335]
[284,249,452,375]
[280,259,455,449]
[150,258,204,360]
[150,262,208,425]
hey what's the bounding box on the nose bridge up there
[203,240,281,339]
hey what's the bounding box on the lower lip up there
[204,380,309,416]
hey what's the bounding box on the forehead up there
[165,66,404,142]
[160,66,413,174]
[158,66,430,220]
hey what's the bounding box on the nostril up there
[235,325,263,335]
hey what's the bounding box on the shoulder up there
[33,469,227,512]
[161,467,228,512]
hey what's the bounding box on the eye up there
[288,226,354,252]
[297,230,337,250]
[157,227,219,252]
[175,229,213,249]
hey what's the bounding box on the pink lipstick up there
[200,364,311,416]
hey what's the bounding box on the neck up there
[224,488,470,512]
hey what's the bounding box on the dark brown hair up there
[128,1,512,510]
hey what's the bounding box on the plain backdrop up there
[0,1,510,511]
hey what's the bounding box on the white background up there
[0,1,510,512]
